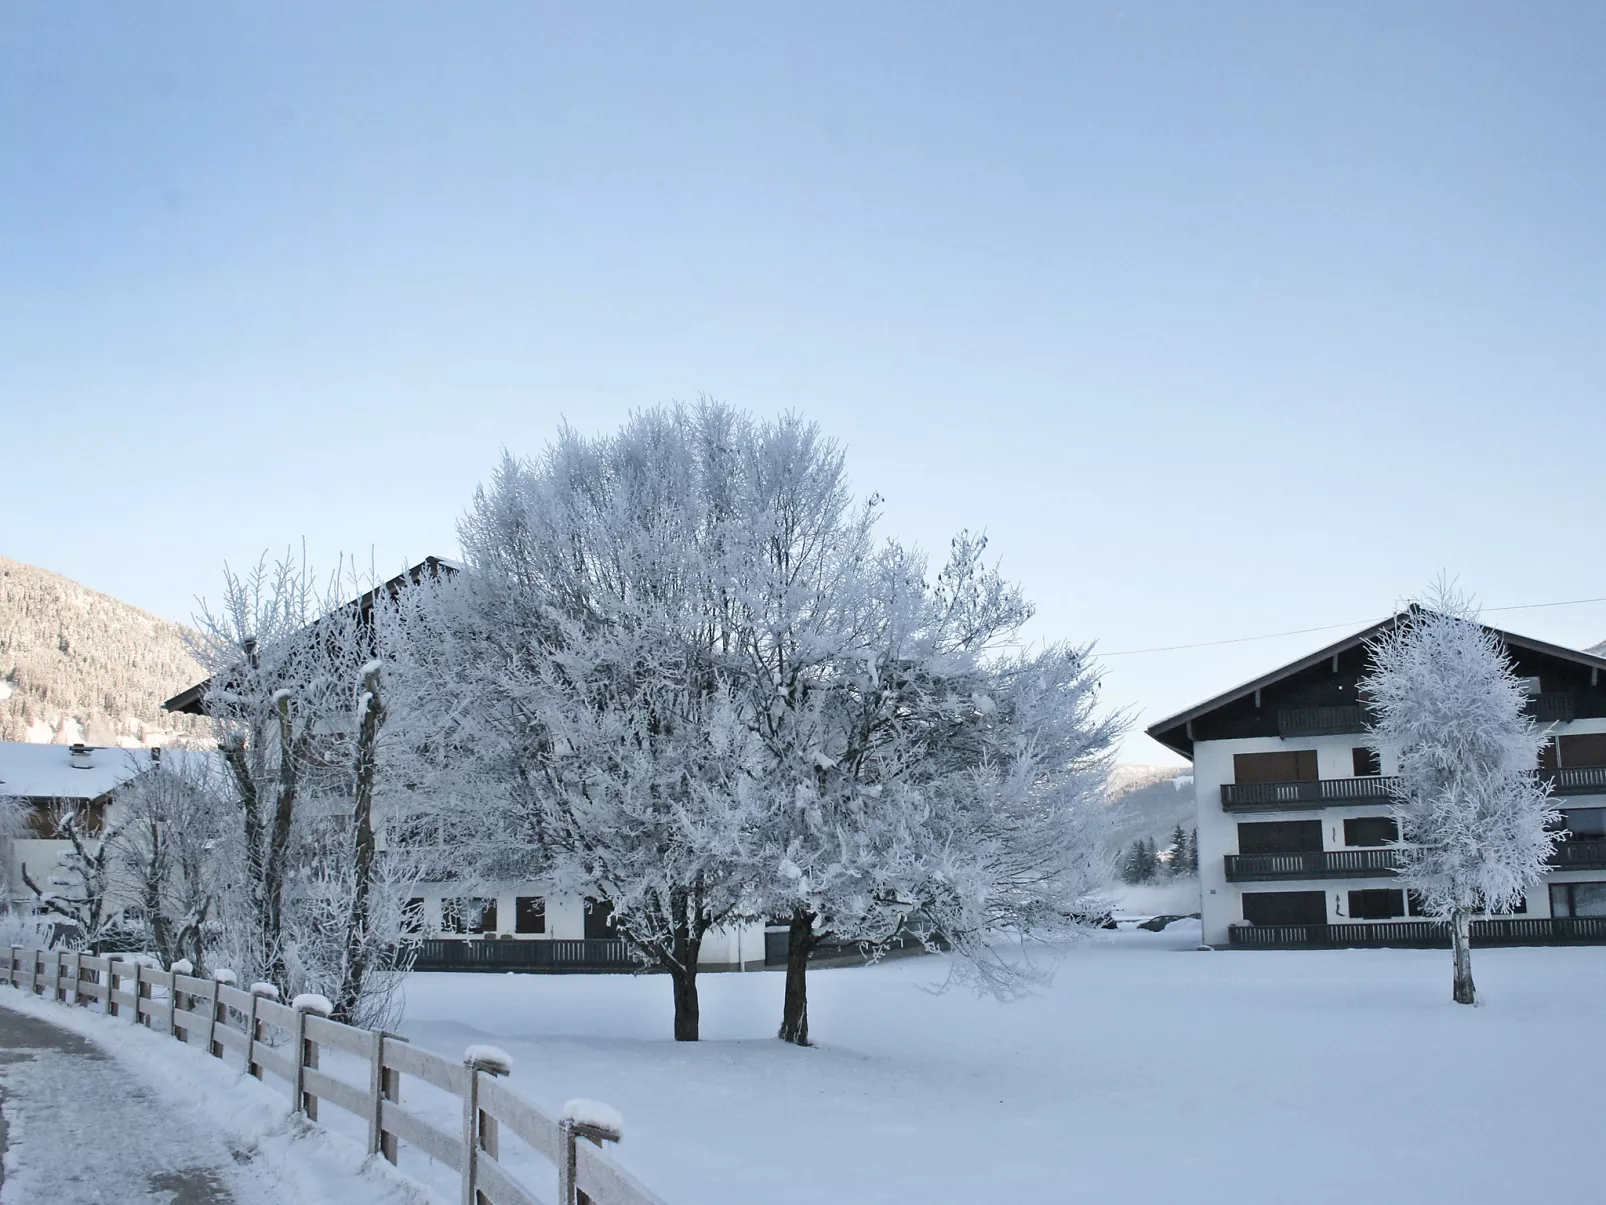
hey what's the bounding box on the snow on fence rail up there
[0,945,668,1205]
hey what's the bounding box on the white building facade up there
[1147,618,1606,949]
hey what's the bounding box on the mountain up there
[0,556,209,747]
[1589,639,1606,657]
[1107,763,1196,853]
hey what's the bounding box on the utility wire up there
[1099,594,1606,658]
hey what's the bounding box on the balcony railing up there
[1224,848,1403,882]
[1553,766,1606,796]
[1228,917,1606,949]
[409,937,639,973]
[1550,840,1606,870]
[1528,693,1577,723]
[1221,776,1396,812]
[1276,705,1369,737]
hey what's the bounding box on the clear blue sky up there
[3,3,1603,762]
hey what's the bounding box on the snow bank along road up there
[0,989,433,1205]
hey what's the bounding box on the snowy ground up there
[0,988,436,1205]
[394,927,1606,1205]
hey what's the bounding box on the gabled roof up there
[162,556,457,716]
[0,742,153,801]
[1145,611,1606,759]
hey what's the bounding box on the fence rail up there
[0,946,668,1205]
[1227,916,1606,948]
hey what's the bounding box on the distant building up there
[0,740,157,907]
[162,559,765,973]
[1147,616,1606,949]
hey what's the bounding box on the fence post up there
[246,989,263,1079]
[105,958,118,1018]
[136,962,151,1026]
[31,948,43,997]
[207,979,224,1059]
[462,1049,509,1205]
[365,1029,384,1156]
[73,952,90,1007]
[379,1033,406,1165]
[290,1005,308,1116]
[558,1119,577,1205]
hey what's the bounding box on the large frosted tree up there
[1361,586,1559,1005]
[400,402,1118,1042]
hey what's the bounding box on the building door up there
[1242,891,1327,926]
[583,897,617,940]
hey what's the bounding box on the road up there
[0,1004,239,1204]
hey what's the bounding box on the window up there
[583,897,617,940]
[1550,882,1606,918]
[1540,739,1559,774]
[1559,733,1606,769]
[1517,676,1542,697]
[1234,750,1319,785]
[1351,747,1381,778]
[1344,817,1398,847]
[1237,820,1322,855]
[1562,809,1606,841]
[442,897,498,934]
[1348,889,1405,920]
[402,898,426,935]
[1242,891,1326,926]
[515,896,547,934]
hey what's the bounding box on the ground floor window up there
[1348,888,1405,920]
[1561,808,1606,840]
[1550,882,1606,918]
[515,896,546,934]
[402,898,426,934]
[583,897,617,939]
[442,897,498,934]
[1241,890,1326,926]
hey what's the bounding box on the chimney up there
[69,743,92,770]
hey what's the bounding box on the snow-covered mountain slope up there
[0,556,209,747]
[1588,638,1606,657]
[1106,763,1196,852]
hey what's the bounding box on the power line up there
[1099,594,1606,658]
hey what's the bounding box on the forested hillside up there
[0,556,209,746]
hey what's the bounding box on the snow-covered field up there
[397,928,1606,1205]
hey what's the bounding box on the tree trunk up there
[262,693,300,988]
[670,964,701,1041]
[1450,906,1475,1005]
[778,908,818,1046]
[335,664,384,1024]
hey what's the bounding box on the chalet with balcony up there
[1146,615,1606,948]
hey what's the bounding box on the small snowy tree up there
[107,752,227,970]
[21,808,126,952]
[1164,824,1191,878]
[1121,838,1158,885]
[1361,587,1560,1005]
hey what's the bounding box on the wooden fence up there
[0,946,668,1205]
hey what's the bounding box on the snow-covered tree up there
[1361,586,1560,1005]
[190,553,421,1021]
[1120,838,1158,885]
[397,404,1118,1043]
[21,808,126,952]
[106,752,226,971]
[1164,824,1192,879]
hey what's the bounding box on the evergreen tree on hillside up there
[1187,827,1200,876]
[1121,837,1158,885]
[1165,824,1191,878]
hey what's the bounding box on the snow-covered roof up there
[0,742,156,800]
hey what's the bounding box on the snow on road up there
[395,925,1606,1205]
[0,988,437,1205]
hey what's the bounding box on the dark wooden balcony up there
[1528,693,1577,723]
[1224,848,1403,882]
[1221,776,1396,812]
[1228,916,1606,949]
[1550,839,1606,870]
[1552,765,1606,796]
[1276,705,1369,737]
